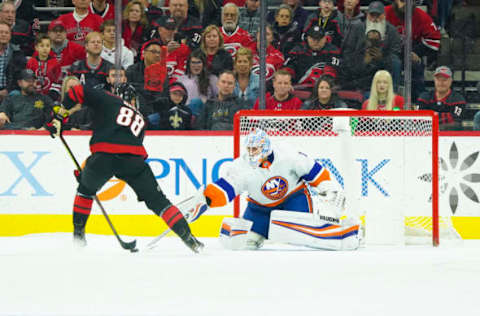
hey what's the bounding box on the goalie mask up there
[114,83,137,106]
[244,128,272,168]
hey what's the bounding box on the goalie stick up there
[146,195,201,250]
[59,134,138,252]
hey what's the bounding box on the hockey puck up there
[130,248,139,253]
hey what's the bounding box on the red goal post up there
[233,110,441,246]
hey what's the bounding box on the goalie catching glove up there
[310,180,346,218]
[45,105,69,138]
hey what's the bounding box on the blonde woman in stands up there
[362,70,404,110]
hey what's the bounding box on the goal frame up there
[233,110,440,246]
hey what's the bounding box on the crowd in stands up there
[0,0,477,132]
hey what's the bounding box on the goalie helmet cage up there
[233,110,450,247]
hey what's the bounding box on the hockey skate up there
[182,234,204,253]
[73,225,87,247]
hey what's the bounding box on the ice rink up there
[0,233,479,316]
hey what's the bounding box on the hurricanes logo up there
[262,176,289,200]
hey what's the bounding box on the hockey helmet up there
[244,128,272,168]
[114,83,137,105]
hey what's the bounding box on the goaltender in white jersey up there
[189,128,361,250]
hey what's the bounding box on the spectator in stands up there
[417,66,467,130]
[177,49,218,117]
[60,75,93,130]
[340,27,395,94]
[126,40,169,117]
[302,75,348,109]
[252,24,285,81]
[385,0,441,102]
[169,0,203,49]
[191,0,223,28]
[233,46,259,107]
[70,31,113,88]
[57,0,103,46]
[47,19,86,82]
[0,1,34,56]
[267,0,310,31]
[304,0,344,51]
[0,21,26,101]
[195,70,248,130]
[0,69,53,130]
[362,70,404,110]
[200,24,234,76]
[220,3,256,58]
[284,25,341,87]
[100,19,134,70]
[26,34,61,100]
[148,81,193,130]
[89,0,115,21]
[363,1,402,91]
[238,0,261,37]
[341,0,362,20]
[254,69,302,110]
[149,16,191,79]
[272,4,302,58]
[122,0,150,58]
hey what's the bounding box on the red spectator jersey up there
[166,43,191,79]
[385,5,440,54]
[223,0,245,5]
[254,92,303,111]
[362,94,405,110]
[89,2,115,21]
[57,12,103,45]
[221,26,256,58]
[252,45,285,81]
[50,41,87,79]
[26,55,62,97]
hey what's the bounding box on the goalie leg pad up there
[219,217,265,250]
[269,210,360,250]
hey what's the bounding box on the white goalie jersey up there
[204,145,331,208]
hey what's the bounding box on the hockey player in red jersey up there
[48,83,204,253]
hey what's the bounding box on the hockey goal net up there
[233,110,461,246]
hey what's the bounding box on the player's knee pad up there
[219,217,265,250]
[268,210,360,251]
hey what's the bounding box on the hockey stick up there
[59,134,138,252]
[146,195,196,250]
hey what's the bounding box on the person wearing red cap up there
[417,66,467,129]
[47,19,86,84]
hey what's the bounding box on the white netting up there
[235,111,461,246]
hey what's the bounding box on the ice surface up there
[0,234,479,316]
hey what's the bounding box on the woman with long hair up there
[122,0,149,58]
[200,24,233,76]
[302,75,348,110]
[362,70,404,110]
[177,49,218,116]
[233,46,259,107]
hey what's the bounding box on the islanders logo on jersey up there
[261,176,289,200]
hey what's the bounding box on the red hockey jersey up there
[57,12,103,45]
[385,5,440,54]
[221,26,256,58]
[252,45,285,81]
[89,2,115,21]
[26,55,62,97]
[254,92,303,111]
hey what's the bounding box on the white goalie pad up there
[268,210,360,250]
[219,217,264,250]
